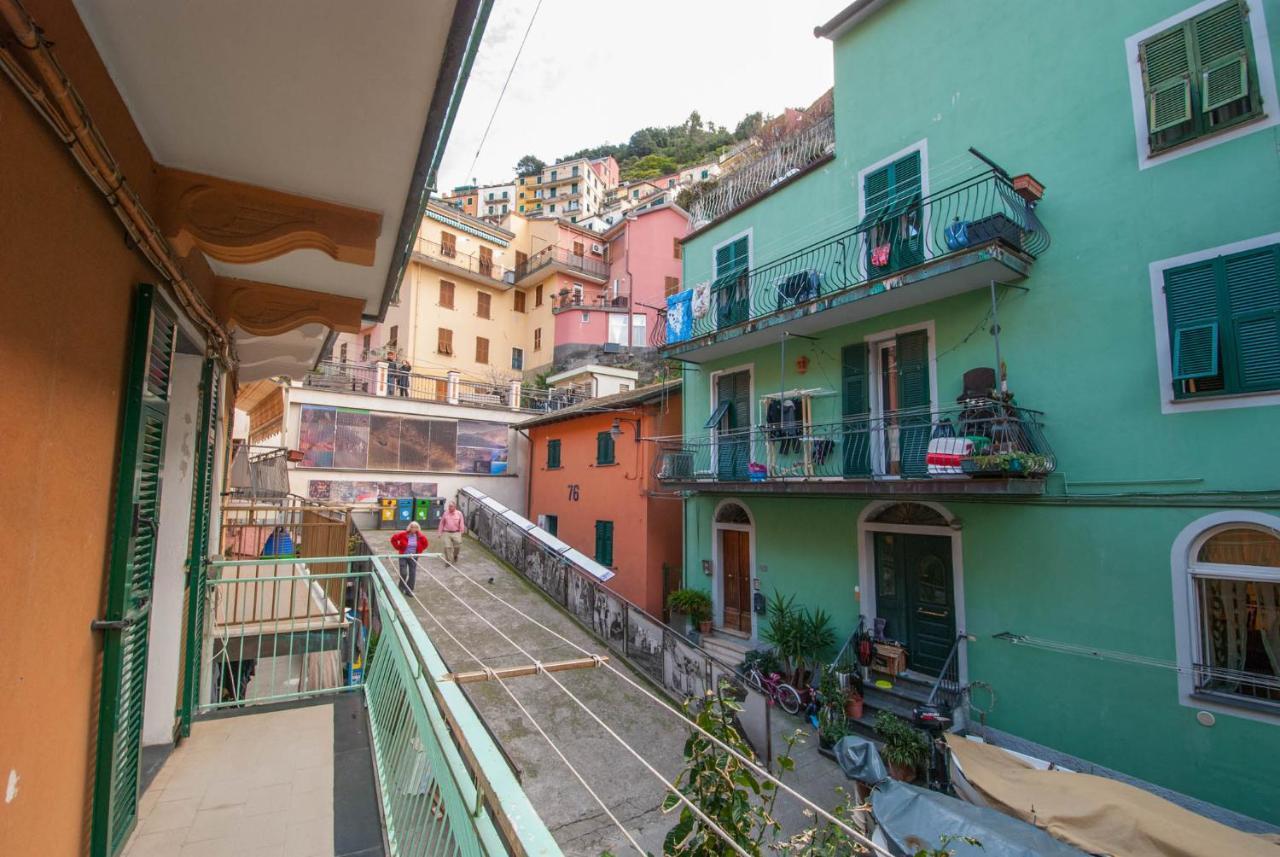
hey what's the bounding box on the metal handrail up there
[513,244,608,282]
[653,168,1049,349]
[649,399,1055,484]
[415,237,509,283]
[925,633,968,709]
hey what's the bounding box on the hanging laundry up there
[871,244,892,267]
[691,281,711,319]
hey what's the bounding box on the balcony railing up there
[305,360,590,413]
[653,169,1048,350]
[686,115,835,227]
[197,554,556,854]
[415,237,510,284]
[649,400,1054,488]
[513,244,608,283]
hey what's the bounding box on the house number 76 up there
[567,484,580,501]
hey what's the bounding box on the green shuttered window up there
[547,438,561,468]
[1164,243,1280,397]
[595,520,614,567]
[596,431,615,465]
[1139,0,1260,153]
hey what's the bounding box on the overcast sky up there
[436,0,841,189]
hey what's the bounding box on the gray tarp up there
[833,735,889,785]
[834,736,1085,857]
[871,780,1088,857]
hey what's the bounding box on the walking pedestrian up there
[389,521,427,595]
[438,501,466,564]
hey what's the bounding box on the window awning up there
[704,400,732,429]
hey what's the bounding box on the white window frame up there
[863,319,940,477]
[709,228,754,321]
[607,314,629,346]
[855,139,932,268]
[1148,231,1280,414]
[1170,511,1280,722]
[1126,0,1278,170]
[631,313,647,347]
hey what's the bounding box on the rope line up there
[427,552,892,857]
[408,557,756,857]
[397,567,648,856]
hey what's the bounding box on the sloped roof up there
[518,380,681,428]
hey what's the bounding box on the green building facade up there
[662,0,1280,826]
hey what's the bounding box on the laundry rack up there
[757,387,837,477]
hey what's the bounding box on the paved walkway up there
[124,704,335,857]
[363,530,854,855]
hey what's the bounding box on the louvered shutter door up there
[179,358,219,735]
[893,152,924,267]
[92,285,174,857]
[863,164,891,219]
[896,330,932,478]
[595,521,613,566]
[1164,260,1222,390]
[841,343,871,477]
[717,371,749,480]
[1194,1,1251,112]
[1225,247,1280,391]
[1141,25,1194,136]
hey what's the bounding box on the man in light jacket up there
[438,501,466,564]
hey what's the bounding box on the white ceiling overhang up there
[73,0,486,379]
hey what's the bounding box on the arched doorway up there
[857,502,964,677]
[713,500,755,637]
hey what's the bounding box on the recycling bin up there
[378,497,397,529]
[396,498,414,523]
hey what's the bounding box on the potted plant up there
[961,450,1050,478]
[875,711,928,782]
[842,670,865,720]
[667,588,713,635]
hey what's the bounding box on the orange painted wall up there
[527,392,682,616]
[0,2,208,852]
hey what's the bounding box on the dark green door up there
[863,150,924,278]
[92,284,175,857]
[179,358,220,736]
[874,532,955,676]
[715,370,750,480]
[895,330,932,478]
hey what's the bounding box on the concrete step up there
[700,632,753,668]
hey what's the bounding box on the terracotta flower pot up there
[698,619,712,634]
[844,695,864,720]
[888,761,917,782]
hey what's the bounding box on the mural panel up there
[626,610,665,684]
[298,405,336,467]
[333,409,370,469]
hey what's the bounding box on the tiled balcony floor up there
[123,703,338,857]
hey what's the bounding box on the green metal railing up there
[199,554,558,856]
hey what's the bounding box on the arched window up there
[1190,526,1280,705]
[868,502,948,527]
[715,502,751,525]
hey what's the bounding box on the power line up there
[465,0,544,183]
[407,554,757,857]
[424,552,893,856]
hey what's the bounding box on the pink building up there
[551,204,689,362]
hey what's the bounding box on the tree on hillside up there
[734,111,765,140]
[623,153,678,181]
[514,154,546,177]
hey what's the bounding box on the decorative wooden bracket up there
[213,276,364,336]
[157,166,382,266]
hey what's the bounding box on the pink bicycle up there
[744,666,803,715]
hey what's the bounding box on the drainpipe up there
[623,216,634,345]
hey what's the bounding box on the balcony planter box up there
[960,451,1050,478]
[966,213,1024,251]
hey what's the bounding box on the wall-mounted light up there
[610,416,641,442]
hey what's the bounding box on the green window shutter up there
[841,343,870,477]
[595,520,614,566]
[1224,246,1280,391]
[92,284,174,857]
[179,359,219,737]
[1193,0,1251,112]
[1140,24,1194,136]
[895,330,932,478]
[892,151,921,203]
[863,164,891,217]
[1172,322,1220,379]
[716,371,749,480]
[547,438,561,468]
[596,431,615,465]
[1164,260,1223,392]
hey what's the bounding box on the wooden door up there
[721,529,752,635]
[874,532,954,676]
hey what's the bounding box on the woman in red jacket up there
[389,521,428,595]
